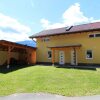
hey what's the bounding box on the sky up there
[0,0,100,42]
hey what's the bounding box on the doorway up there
[59,51,65,65]
[71,49,77,65]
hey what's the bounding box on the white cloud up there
[41,18,66,29]
[62,3,93,25]
[0,13,31,42]
[40,3,99,29]
[40,19,50,29]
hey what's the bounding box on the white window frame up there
[48,50,52,59]
[86,50,93,59]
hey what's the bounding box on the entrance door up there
[71,49,77,65]
[59,51,65,65]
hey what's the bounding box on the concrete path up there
[0,93,100,100]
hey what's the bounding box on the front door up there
[59,51,65,65]
[71,49,77,65]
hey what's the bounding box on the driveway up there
[0,93,100,100]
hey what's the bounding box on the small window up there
[95,34,100,37]
[48,51,52,59]
[89,34,95,38]
[45,38,50,42]
[86,50,93,59]
[42,38,50,42]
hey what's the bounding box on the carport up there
[0,40,36,68]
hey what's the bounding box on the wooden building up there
[0,40,36,68]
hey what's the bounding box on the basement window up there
[86,50,93,59]
[48,51,52,59]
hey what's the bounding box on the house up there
[30,22,100,66]
[0,40,36,68]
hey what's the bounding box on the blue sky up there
[0,0,100,41]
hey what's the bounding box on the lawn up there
[0,65,100,96]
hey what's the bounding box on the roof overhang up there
[30,28,100,38]
[48,44,82,49]
[0,40,37,50]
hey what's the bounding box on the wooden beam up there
[0,42,36,50]
[7,46,14,68]
[26,48,31,65]
[52,48,55,66]
[7,47,11,68]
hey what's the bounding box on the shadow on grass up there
[0,64,34,74]
[55,65,97,71]
[0,64,98,74]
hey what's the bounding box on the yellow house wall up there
[36,31,100,64]
[0,51,19,65]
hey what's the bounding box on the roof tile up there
[30,22,100,38]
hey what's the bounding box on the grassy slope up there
[0,65,100,96]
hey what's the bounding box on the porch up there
[48,44,82,66]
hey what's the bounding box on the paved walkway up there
[0,93,100,100]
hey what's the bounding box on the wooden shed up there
[0,40,36,68]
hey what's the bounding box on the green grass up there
[0,65,100,96]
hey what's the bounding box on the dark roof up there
[30,22,100,38]
[0,40,37,49]
[48,44,82,48]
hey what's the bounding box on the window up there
[65,26,72,31]
[86,50,93,59]
[42,38,50,42]
[45,38,50,42]
[89,33,100,38]
[89,34,95,38]
[48,51,52,59]
[95,34,100,37]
